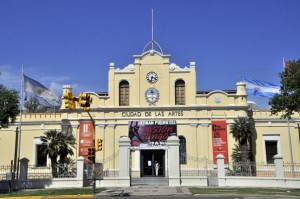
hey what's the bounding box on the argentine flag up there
[24,75,60,107]
[241,77,280,98]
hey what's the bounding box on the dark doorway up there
[140,150,165,177]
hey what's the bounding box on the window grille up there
[175,80,185,105]
[119,80,129,106]
[179,136,187,164]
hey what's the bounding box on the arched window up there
[119,80,129,106]
[179,136,187,164]
[175,79,185,105]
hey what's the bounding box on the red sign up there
[79,121,94,162]
[211,120,228,164]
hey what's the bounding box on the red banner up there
[211,120,228,164]
[79,121,94,162]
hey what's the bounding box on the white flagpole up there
[151,8,154,50]
[283,57,285,71]
[16,65,24,179]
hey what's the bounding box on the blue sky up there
[1,0,300,109]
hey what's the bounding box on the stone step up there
[131,177,168,186]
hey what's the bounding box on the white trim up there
[262,135,281,164]
[33,137,48,167]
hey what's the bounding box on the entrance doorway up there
[140,150,165,177]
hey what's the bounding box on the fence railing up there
[98,150,119,177]
[0,163,77,180]
[226,161,276,177]
[180,156,217,177]
[28,163,77,179]
[0,165,12,180]
[283,162,300,178]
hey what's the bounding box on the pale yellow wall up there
[0,113,62,165]
[1,51,300,172]
[252,111,300,163]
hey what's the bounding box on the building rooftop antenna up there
[142,8,163,54]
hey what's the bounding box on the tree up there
[0,84,19,129]
[269,59,300,119]
[230,117,254,148]
[40,129,76,177]
[230,117,254,175]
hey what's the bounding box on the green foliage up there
[231,144,250,163]
[269,59,300,118]
[0,84,19,129]
[0,188,105,197]
[39,129,76,177]
[189,187,300,196]
[230,117,254,147]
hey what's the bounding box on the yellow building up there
[1,44,299,183]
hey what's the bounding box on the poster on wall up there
[128,121,176,147]
[79,121,94,162]
[211,120,229,164]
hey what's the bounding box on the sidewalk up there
[95,185,192,197]
[94,176,192,197]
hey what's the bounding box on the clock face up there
[146,72,158,83]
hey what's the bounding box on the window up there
[179,136,187,164]
[119,80,129,106]
[36,144,47,167]
[175,80,185,105]
[263,135,281,164]
[265,141,277,164]
[33,138,47,167]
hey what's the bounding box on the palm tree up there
[58,131,76,165]
[40,129,76,177]
[230,117,253,148]
[230,117,254,162]
[230,117,254,175]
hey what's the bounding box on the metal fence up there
[283,162,300,178]
[28,163,77,179]
[98,150,119,177]
[226,161,276,177]
[0,163,77,180]
[0,165,12,180]
[226,161,300,178]
[180,155,217,177]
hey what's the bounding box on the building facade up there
[1,47,300,184]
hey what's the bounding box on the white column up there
[134,150,140,170]
[76,156,84,187]
[167,135,180,186]
[274,155,284,178]
[216,154,225,186]
[118,136,131,187]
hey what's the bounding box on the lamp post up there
[287,118,295,177]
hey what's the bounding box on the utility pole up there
[13,127,19,180]
[63,91,96,193]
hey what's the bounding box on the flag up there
[283,57,290,70]
[241,77,280,98]
[284,61,290,68]
[24,75,60,106]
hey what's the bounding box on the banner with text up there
[211,120,229,164]
[128,121,177,146]
[79,121,94,163]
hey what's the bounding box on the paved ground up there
[95,177,192,197]
[95,185,192,197]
